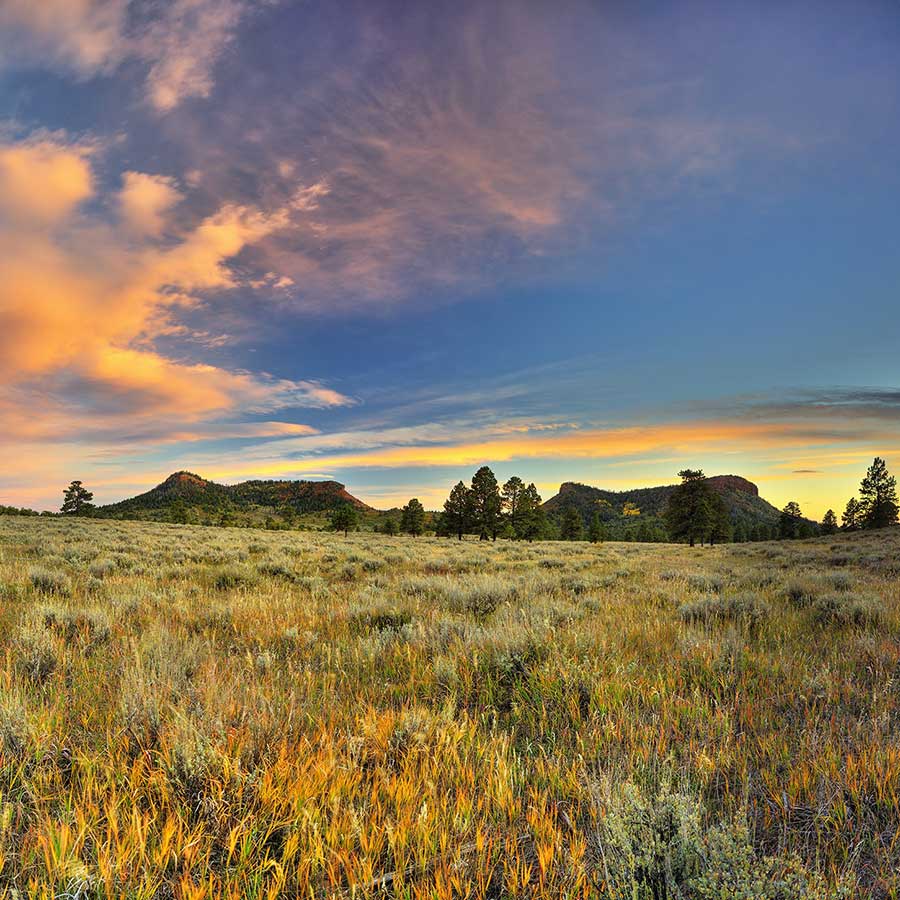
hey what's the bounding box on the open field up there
[1,518,899,897]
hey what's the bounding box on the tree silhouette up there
[841,497,861,531]
[821,509,838,535]
[664,469,715,547]
[61,481,94,516]
[443,481,473,540]
[400,498,426,536]
[470,466,502,541]
[779,501,803,539]
[859,457,899,529]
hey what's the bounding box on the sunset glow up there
[2,1,899,517]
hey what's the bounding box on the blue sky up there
[1,0,899,516]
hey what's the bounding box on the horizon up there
[2,2,900,519]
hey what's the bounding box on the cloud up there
[0,136,351,449]
[138,0,250,112]
[0,139,94,226]
[0,0,271,112]
[118,171,181,235]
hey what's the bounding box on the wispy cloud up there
[0,0,273,112]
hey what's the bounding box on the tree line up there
[26,458,900,546]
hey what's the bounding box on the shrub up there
[679,592,767,629]
[14,615,57,684]
[592,781,852,899]
[28,567,71,596]
[810,593,881,628]
[213,566,257,591]
[88,558,117,579]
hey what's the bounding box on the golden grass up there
[1,517,898,897]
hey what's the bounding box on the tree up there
[779,501,803,539]
[330,504,358,536]
[664,469,716,547]
[400,498,425,536]
[382,516,398,536]
[470,466,502,541]
[443,481,473,540]
[501,476,527,538]
[560,506,584,541]
[588,512,606,543]
[841,497,862,531]
[821,509,838,535]
[858,457,899,530]
[61,481,94,516]
[520,484,546,541]
[708,492,731,545]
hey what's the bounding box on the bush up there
[679,592,767,629]
[592,781,852,899]
[810,593,881,628]
[14,615,57,684]
[213,566,257,591]
[28,567,71,596]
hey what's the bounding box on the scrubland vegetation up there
[1,516,899,897]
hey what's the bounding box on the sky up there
[1,0,899,518]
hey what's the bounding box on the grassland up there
[1,517,899,897]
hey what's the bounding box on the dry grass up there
[0,516,898,897]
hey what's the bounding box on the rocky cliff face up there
[706,475,759,497]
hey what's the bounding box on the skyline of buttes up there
[1,1,899,518]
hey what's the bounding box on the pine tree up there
[400,498,426,536]
[664,469,715,547]
[708,493,731,545]
[520,484,545,541]
[501,476,526,538]
[330,504,358,536]
[821,509,838,535]
[841,497,861,531]
[858,457,899,529]
[443,481,472,540]
[779,501,802,539]
[588,512,605,543]
[470,466,502,541]
[61,481,95,516]
[560,506,584,540]
[383,516,398,536]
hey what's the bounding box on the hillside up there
[543,474,783,535]
[98,471,372,524]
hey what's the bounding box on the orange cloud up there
[118,171,181,235]
[0,137,351,448]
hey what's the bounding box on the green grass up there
[0,516,898,897]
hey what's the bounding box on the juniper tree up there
[330,504,358,536]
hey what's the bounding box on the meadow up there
[1,517,899,898]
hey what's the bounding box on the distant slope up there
[543,474,782,531]
[98,471,372,520]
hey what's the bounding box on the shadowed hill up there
[543,474,783,531]
[98,471,372,521]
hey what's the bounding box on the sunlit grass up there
[1,516,897,896]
